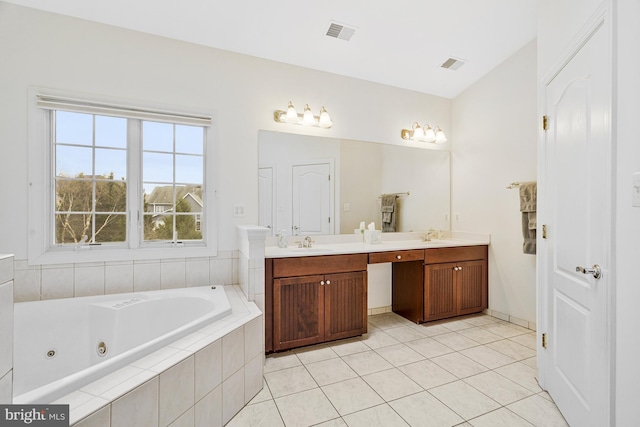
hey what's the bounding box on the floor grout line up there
[243,312,563,427]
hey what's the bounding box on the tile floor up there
[228,312,569,427]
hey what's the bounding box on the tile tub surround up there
[0,254,14,404]
[12,250,238,303]
[229,312,567,426]
[63,285,263,426]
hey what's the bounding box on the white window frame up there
[28,88,218,264]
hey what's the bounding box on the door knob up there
[326,280,331,285]
[320,280,325,285]
[396,255,402,260]
[576,264,602,279]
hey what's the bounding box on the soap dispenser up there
[277,229,288,248]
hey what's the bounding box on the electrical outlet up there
[633,172,640,207]
[455,212,461,221]
[233,204,246,218]
[344,203,351,212]
[444,212,449,222]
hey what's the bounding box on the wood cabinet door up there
[456,259,487,316]
[273,274,325,351]
[323,271,367,342]
[423,262,457,322]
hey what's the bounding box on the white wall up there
[614,0,640,423]
[0,2,451,260]
[0,255,14,403]
[451,40,538,323]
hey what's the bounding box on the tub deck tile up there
[80,366,145,396]
[99,369,158,401]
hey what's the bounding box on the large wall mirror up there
[258,130,451,236]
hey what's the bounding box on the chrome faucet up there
[303,236,313,248]
[420,229,437,242]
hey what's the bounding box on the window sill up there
[29,244,219,266]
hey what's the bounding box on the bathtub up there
[13,285,232,404]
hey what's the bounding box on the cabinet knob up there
[326,280,331,285]
[396,255,402,259]
[320,280,325,285]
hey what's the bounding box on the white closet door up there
[540,13,611,427]
[258,166,275,235]
[292,163,333,235]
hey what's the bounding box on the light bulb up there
[285,101,298,123]
[435,126,447,144]
[319,107,332,128]
[412,123,424,141]
[424,125,436,143]
[303,104,315,126]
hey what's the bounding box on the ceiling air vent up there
[440,57,467,71]
[326,22,356,41]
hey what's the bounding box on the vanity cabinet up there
[266,254,368,352]
[423,246,488,322]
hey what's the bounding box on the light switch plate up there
[343,203,351,212]
[233,204,246,217]
[633,172,640,207]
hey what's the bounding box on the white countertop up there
[265,231,490,258]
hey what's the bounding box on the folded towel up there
[519,182,537,212]
[528,212,537,230]
[519,182,537,255]
[380,194,397,232]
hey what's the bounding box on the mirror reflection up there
[258,130,450,236]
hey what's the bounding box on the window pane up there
[96,115,127,148]
[56,145,92,178]
[175,125,203,154]
[95,180,127,212]
[56,179,93,213]
[143,213,173,241]
[143,121,173,152]
[55,213,92,244]
[143,184,174,213]
[176,214,202,240]
[143,152,173,183]
[94,214,126,243]
[56,111,93,146]
[175,155,203,184]
[95,148,127,180]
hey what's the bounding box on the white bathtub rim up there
[13,285,232,404]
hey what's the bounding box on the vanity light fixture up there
[401,122,447,144]
[274,101,333,128]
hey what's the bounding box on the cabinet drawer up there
[369,249,424,264]
[273,253,368,278]
[425,245,487,264]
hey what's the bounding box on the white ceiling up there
[3,0,538,99]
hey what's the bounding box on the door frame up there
[537,3,614,424]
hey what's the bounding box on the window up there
[142,121,204,242]
[54,112,128,244]
[29,91,215,263]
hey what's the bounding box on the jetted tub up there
[13,285,232,404]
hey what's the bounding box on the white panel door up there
[258,166,275,235]
[292,163,333,235]
[541,16,611,427]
